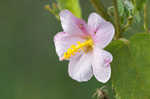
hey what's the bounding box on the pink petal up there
[92,47,112,83]
[68,52,93,82]
[59,10,89,35]
[93,21,115,48]
[88,13,106,33]
[88,13,115,48]
[54,32,84,60]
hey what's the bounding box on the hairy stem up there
[113,0,121,39]
[144,2,149,33]
[122,16,133,32]
[90,0,110,21]
[44,4,59,20]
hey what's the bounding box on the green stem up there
[122,16,133,32]
[90,0,110,21]
[113,0,121,40]
[44,4,59,20]
[144,2,149,33]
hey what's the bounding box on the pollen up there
[63,39,94,60]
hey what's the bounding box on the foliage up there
[106,33,150,98]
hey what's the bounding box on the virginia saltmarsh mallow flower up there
[54,10,115,83]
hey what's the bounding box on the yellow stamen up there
[63,39,94,59]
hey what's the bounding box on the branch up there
[90,0,110,21]
[44,4,60,20]
[144,2,149,33]
[113,0,121,39]
[122,16,133,32]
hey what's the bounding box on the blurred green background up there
[0,0,149,99]
[0,0,103,99]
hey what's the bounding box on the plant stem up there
[90,0,110,21]
[122,16,133,32]
[44,4,59,20]
[113,0,121,39]
[144,2,149,33]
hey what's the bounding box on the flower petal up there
[93,20,115,48]
[59,10,88,35]
[68,52,93,82]
[54,32,84,60]
[92,47,112,83]
[88,13,106,33]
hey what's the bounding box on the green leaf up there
[129,33,150,98]
[106,40,133,99]
[106,33,150,99]
[56,0,82,18]
[135,0,147,11]
[134,11,141,23]
[117,0,124,16]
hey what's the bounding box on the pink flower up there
[54,10,115,83]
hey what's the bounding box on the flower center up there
[63,39,94,60]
